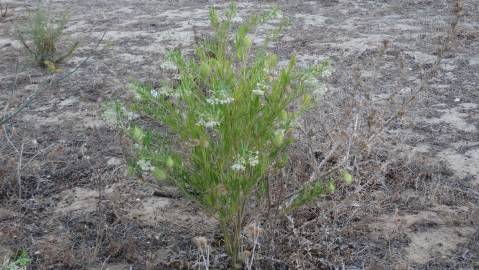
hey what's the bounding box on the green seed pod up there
[153,168,167,181]
[279,110,288,122]
[199,62,211,78]
[166,157,174,168]
[273,129,285,147]
[268,53,278,69]
[327,181,335,193]
[342,170,353,185]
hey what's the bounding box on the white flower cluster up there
[197,118,220,128]
[252,89,265,96]
[137,159,154,172]
[206,96,234,105]
[231,151,260,172]
[231,163,246,172]
[321,64,334,78]
[207,87,235,105]
[151,87,181,98]
[232,16,243,23]
[252,82,268,96]
[160,61,177,71]
[248,151,259,166]
[313,82,328,97]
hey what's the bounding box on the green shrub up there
[17,6,78,68]
[117,4,331,268]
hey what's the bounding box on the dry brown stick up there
[2,125,18,153]
[21,143,56,170]
[298,119,340,181]
[17,143,24,199]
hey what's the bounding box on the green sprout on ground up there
[115,4,334,268]
[17,6,78,69]
[2,250,31,270]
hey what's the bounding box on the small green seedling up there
[17,6,78,68]
[2,250,31,270]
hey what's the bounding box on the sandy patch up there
[370,205,475,265]
[424,107,476,133]
[439,147,479,184]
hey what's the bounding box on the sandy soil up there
[1,0,478,269]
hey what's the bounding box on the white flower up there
[127,112,140,121]
[223,97,235,104]
[152,86,182,98]
[207,87,234,105]
[206,96,234,105]
[321,65,334,78]
[231,154,246,172]
[248,151,259,166]
[231,150,259,172]
[313,82,328,97]
[232,16,243,23]
[252,89,264,96]
[197,118,220,128]
[137,159,154,172]
[204,121,219,128]
[206,98,215,104]
[231,162,245,172]
[160,61,177,70]
[253,82,269,96]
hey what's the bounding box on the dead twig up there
[21,143,56,170]
[16,142,24,199]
